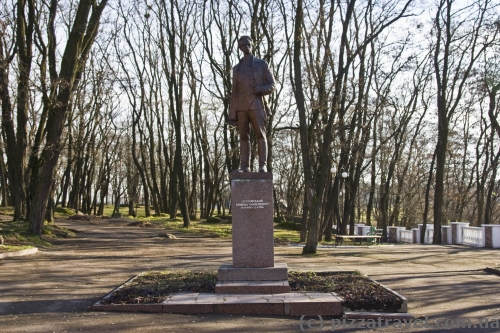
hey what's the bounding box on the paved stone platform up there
[92,292,342,316]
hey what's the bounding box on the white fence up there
[424,228,434,244]
[337,223,499,248]
[394,223,500,248]
[400,230,413,243]
[461,227,483,247]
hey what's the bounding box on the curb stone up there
[0,247,38,259]
[91,272,411,318]
[344,311,415,320]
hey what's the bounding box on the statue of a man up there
[229,36,276,172]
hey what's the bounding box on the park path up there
[1,218,499,333]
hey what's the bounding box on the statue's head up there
[238,36,253,46]
[238,36,253,54]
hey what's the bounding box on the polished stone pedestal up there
[230,172,274,267]
[216,172,288,294]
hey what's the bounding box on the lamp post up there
[331,166,348,236]
[278,198,285,220]
[222,180,230,216]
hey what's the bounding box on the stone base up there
[94,292,343,316]
[215,280,290,294]
[159,292,342,316]
[218,263,288,281]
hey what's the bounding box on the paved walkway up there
[1,219,499,332]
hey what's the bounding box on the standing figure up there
[229,36,276,172]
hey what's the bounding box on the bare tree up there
[431,0,498,243]
[29,0,108,235]
[291,0,416,253]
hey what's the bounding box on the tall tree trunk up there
[485,83,500,224]
[293,0,317,253]
[30,0,108,235]
[0,0,35,220]
[422,151,436,244]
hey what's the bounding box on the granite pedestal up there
[231,172,274,267]
[216,172,289,294]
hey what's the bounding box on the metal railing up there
[400,230,413,243]
[461,226,483,247]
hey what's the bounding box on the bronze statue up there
[229,36,276,172]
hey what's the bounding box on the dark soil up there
[100,270,403,312]
[289,271,403,312]
[101,271,217,304]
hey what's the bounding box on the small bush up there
[54,206,75,218]
[204,216,223,224]
[218,215,232,223]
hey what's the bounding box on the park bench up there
[334,234,382,246]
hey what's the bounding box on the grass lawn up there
[0,244,35,253]
[0,206,77,248]
[134,215,301,244]
[0,204,379,248]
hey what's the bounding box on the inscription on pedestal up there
[235,199,271,209]
[231,172,274,268]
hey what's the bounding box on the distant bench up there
[335,235,382,246]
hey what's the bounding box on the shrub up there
[205,216,223,224]
[218,215,232,223]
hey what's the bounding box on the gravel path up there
[1,219,499,332]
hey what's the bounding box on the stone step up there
[215,280,291,294]
[161,292,342,316]
[217,263,288,281]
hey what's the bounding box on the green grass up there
[0,206,14,216]
[130,211,301,243]
[146,217,233,238]
[0,220,50,247]
[0,204,302,245]
[0,218,76,248]
[0,244,34,253]
[54,206,76,219]
[136,213,302,243]
[274,227,301,243]
[0,205,78,248]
